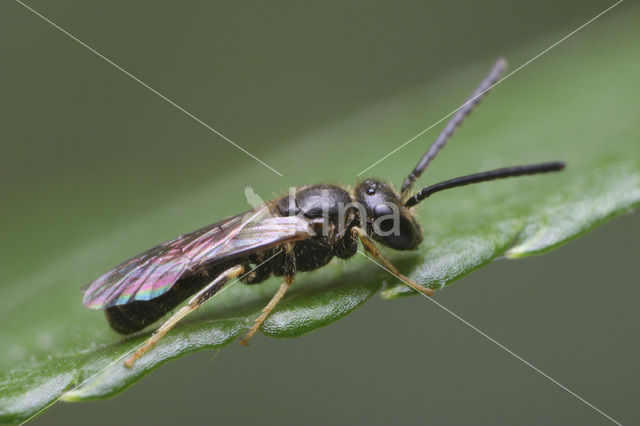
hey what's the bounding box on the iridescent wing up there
[83,206,314,309]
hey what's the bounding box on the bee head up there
[354,179,422,251]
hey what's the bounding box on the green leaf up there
[2,9,639,423]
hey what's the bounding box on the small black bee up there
[83,58,564,367]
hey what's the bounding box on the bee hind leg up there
[124,264,246,368]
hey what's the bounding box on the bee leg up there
[124,265,246,368]
[352,226,434,297]
[240,245,295,346]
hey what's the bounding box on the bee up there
[83,58,564,367]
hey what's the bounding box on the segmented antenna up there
[404,162,565,208]
[401,58,508,195]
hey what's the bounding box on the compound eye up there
[373,204,395,233]
[371,203,417,249]
[373,203,392,218]
[382,215,418,250]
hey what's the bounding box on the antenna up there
[401,58,507,196]
[404,162,565,208]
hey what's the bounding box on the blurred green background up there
[2,0,638,424]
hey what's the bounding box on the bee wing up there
[83,206,314,309]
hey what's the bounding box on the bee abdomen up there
[105,300,170,335]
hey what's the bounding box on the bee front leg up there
[240,244,296,346]
[124,265,246,368]
[351,226,434,297]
